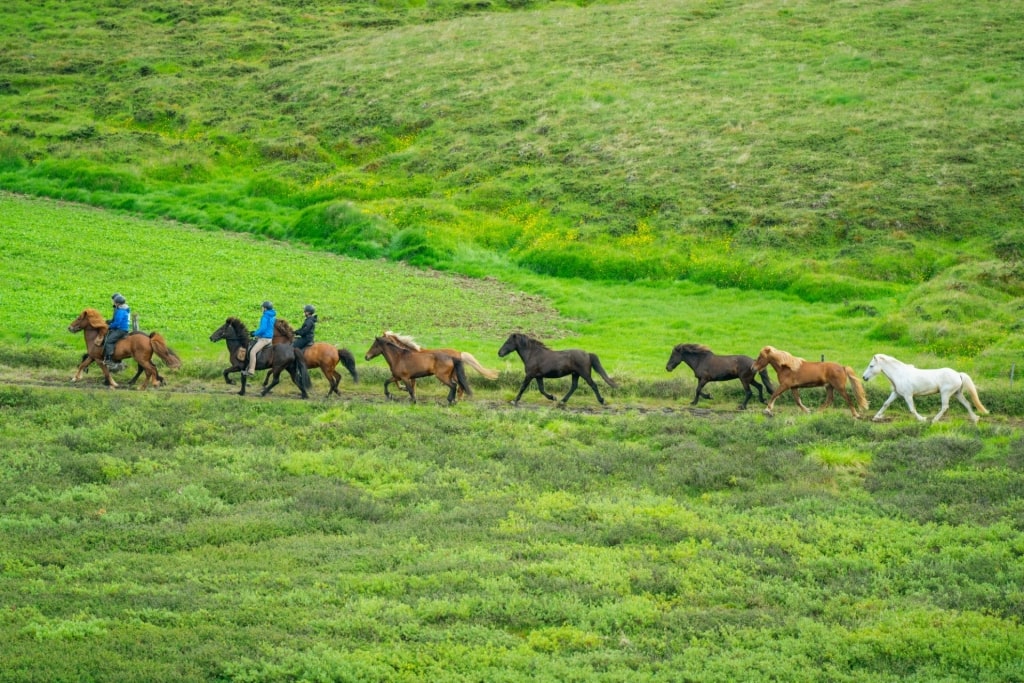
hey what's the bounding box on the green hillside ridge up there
[1,0,1022,362]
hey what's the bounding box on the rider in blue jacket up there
[104,293,130,368]
[245,301,276,376]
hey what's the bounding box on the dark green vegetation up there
[2,0,1023,364]
[2,385,1023,681]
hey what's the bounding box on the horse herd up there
[67,308,990,424]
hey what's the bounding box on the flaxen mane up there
[384,331,421,351]
[767,346,804,371]
[677,343,712,354]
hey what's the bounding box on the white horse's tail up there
[460,352,500,380]
[960,373,989,415]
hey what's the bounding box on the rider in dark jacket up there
[294,305,317,350]
[104,293,130,368]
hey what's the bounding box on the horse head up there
[498,333,522,358]
[365,337,385,361]
[210,317,247,343]
[666,343,711,372]
[68,308,106,334]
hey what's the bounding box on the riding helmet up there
[112,294,126,305]
[262,300,273,310]
[303,304,315,314]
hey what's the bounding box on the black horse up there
[666,343,775,409]
[498,332,617,405]
[209,317,312,398]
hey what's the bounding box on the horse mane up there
[384,331,421,351]
[767,346,804,371]
[82,308,108,331]
[876,353,914,368]
[225,317,249,337]
[275,318,294,341]
[676,343,711,354]
[516,333,550,350]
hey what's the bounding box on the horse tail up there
[338,347,359,383]
[845,366,869,410]
[960,373,989,414]
[295,351,312,390]
[590,353,618,388]
[460,352,499,380]
[453,359,473,397]
[757,367,775,393]
[149,333,182,370]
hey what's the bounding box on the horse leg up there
[405,378,417,403]
[833,386,858,417]
[560,375,581,403]
[327,367,341,396]
[126,364,146,386]
[749,378,766,404]
[953,389,979,424]
[535,378,557,402]
[764,385,788,416]
[738,379,754,409]
[791,388,811,413]
[261,369,283,396]
[239,373,248,396]
[223,366,239,385]
[873,391,902,421]
[511,376,533,404]
[285,366,309,399]
[578,373,606,405]
[819,386,835,410]
[931,392,952,423]
[691,378,710,406]
[72,355,94,382]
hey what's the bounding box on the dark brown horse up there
[273,319,358,396]
[751,345,868,418]
[68,308,181,389]
[498,332,616,405]
[666,343,775,409]
[209,318,311,398]
[364,335,472,404]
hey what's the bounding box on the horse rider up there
[244,301,276,377]
[103,293,130,370]
[294,304,317,351]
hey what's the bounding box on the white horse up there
[861,353,989,424]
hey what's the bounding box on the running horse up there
[381,331,498,398]
[273,319,358,396]
[67,308,181,389]
[862,353,989,424]
[209,317,311,398]
[751,345,868,418]
[498,332,617,405]
[666,343,775,409]
[364,335,472,404]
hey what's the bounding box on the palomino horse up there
[364,335,472,404]
[273,319,358,396]
[751,345,868,418]
[862,353,989,424]
[209,318,311,398]
[382,331,498,398]
[498,332,617,405]
[666,343,775,409]
[67,308,181,389]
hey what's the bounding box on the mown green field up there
[2,0,1024,680]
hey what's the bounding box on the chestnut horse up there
[273,319,358,396]
[751,345,868,418]
[666,343,775,409]
[498,332,616,405]
[209,318,311,398]
[364,335,472,404]
[67,308,181,389]
[382,331,497,398]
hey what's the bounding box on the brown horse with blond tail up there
[382,331,497,398]
[751,345,868,418]
[68,308,181,389]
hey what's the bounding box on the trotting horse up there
[273,319,358,396]
[666,343,775,409]
[862,353,989,424]
[364,335,472,404]
[498,332,617,405]
[752,345,868,418]
[382,331,498,398]
[68,308,181,389]
[209,317,311,398]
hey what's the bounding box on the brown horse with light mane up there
[382,331,497,398]
[272,319,358,396]
[751,345,868,418]
[67,308,181,389]
[364,335,472,404]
